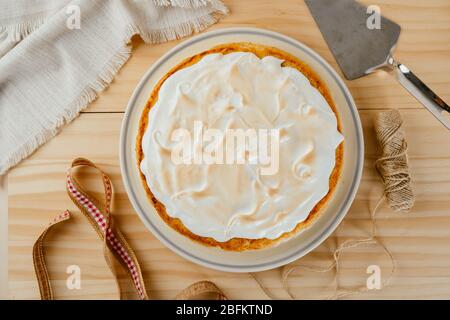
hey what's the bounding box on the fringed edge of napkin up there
[0,1,228,175]
[129,1,228,44]
[0,13,48,58]
[154,0,221,8]
[0,1,226,44]
[0,14,46,43]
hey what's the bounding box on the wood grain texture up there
[7,0,450,299]
[84,0,450,113]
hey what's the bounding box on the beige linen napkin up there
[0,0,228,174]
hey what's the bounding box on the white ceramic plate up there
[120,27,364,273]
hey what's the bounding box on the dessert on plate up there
[137,42,344,251]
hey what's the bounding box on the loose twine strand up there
[251,109,414,300]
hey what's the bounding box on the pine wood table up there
[6,0,450,299]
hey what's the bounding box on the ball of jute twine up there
[250,109,415,299]
[374,110,415,212]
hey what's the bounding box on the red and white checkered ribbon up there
[33,158,227,300]
[33,158,148,300]
[66,158,148,300]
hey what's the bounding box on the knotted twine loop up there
[251,109,414,300]
[33,158,227,300]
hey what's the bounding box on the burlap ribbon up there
[33,158,227,300]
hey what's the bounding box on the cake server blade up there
[305,0,400,80]
[305,0,450,130]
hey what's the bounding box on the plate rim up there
[119,27,364,273]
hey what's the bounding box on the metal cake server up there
[305,0,450,130]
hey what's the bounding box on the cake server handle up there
[388,56,450,131]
